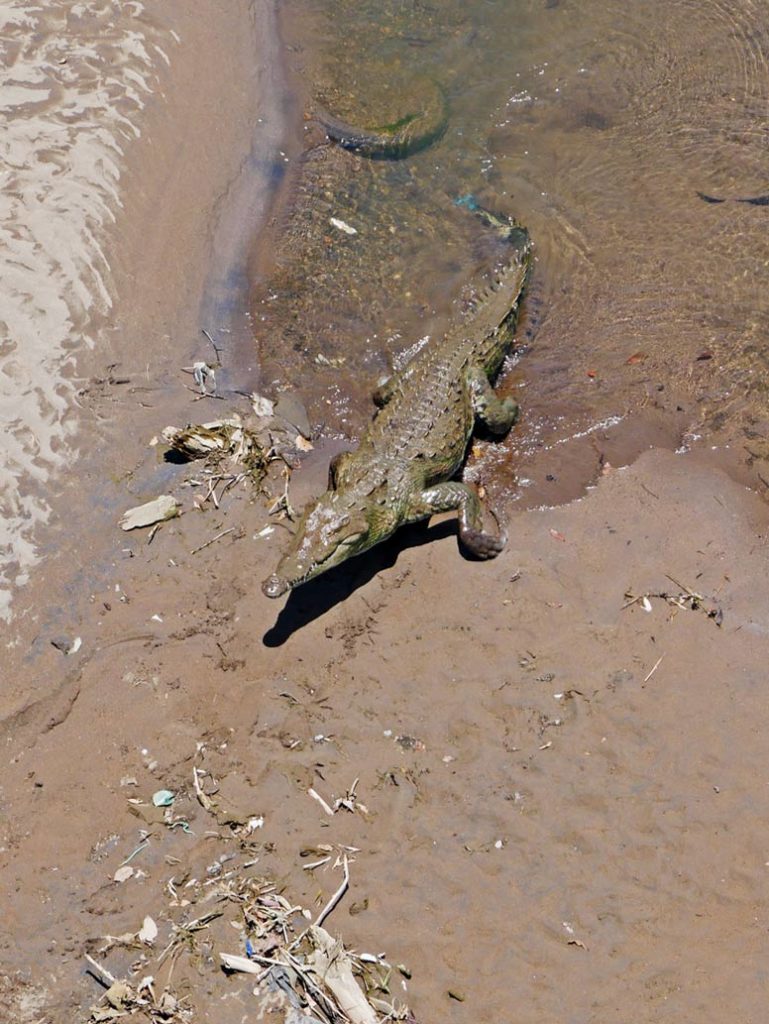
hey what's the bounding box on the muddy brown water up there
[254,0,769,508]
[3,1,769,1021]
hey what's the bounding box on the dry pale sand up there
[1,3,769,1023]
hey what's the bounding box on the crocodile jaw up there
[261,492,374,598]
[262,573,291,598]
[261,530,367,598]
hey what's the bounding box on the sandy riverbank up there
[0,0,174,619]
[1,0,287,698]
[2,3,769,1023]
[4,443,769,1022]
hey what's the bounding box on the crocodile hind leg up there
[408,481,507,558]
[467,366,518,435]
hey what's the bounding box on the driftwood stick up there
[202,328,223,365]
[315,854,350,928]
[190,526,236,556]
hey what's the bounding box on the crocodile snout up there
[262,574,289,599]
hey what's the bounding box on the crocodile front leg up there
[328,450,352,489]
[372,374,395,408]
[408,481,507,558]
[467,366,518,435]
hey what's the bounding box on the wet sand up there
[0,0,172,618]
[4,446,769,1022]
[2,2,769,1022]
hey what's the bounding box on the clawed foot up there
[460,524,507,559]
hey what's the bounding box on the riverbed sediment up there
[2,2,769,1022]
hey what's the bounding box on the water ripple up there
[0,0,172,618]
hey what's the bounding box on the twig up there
[308,787,335,817]
[190,527,235,556]
[268,465,296,520]
[202,328,223,365]
[285,948,342,1019]
[205,475,221,508]
[665,573,702,599]
[643,655,664,683]
[334,777,359,813]
[284,858,351,956]
[158,910,222,964]
[183,383,225,401]
[193,765,214,812]
[302,856,332,871]
[85,953,118,988]
[219,472,246,501]
[315,853,350,928]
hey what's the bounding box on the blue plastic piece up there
[454,194,479,210]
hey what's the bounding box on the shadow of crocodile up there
[262,517,458,646]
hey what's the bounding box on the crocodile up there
[262,211,531,598]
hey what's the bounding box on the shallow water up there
[0,0,173,619]
[257,0,769,504]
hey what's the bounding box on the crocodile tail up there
[455,195,528,246]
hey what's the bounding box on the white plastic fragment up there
[138,916,158,944]
[113,865,134,883]
[120,495,180,531]
[251,393,275,418]
[329,216,358,235]
[220,952,261,975]
[192,361,216,395]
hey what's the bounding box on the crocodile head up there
[262,491,388,598]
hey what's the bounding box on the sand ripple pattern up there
[0,1,169,619]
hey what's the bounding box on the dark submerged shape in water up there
[696,189,769,206]
[262,208,532,598]
[317,78,448,159]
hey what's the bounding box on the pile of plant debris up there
[83,745,416,1024]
